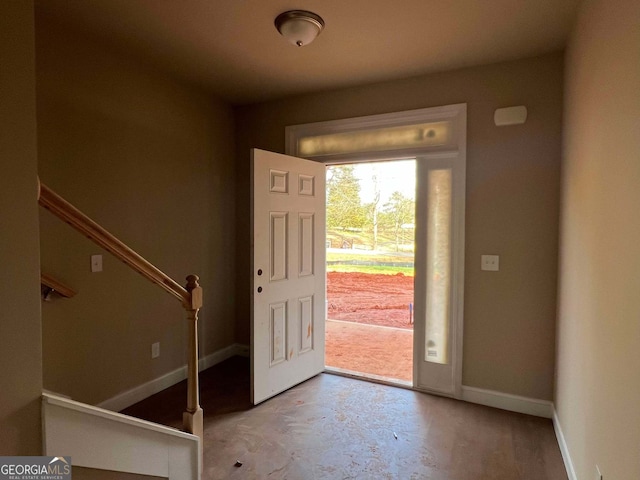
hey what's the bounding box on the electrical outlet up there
[151,342,160,359]
[90,254,103,272]
[595,465,602,480]
[481,254,500,271]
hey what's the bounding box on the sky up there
[349,159,416,204]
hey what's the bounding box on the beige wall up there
[235,53,563,400]
[555,0,640,478]
[36,15,237,405]
[0,1,43,454]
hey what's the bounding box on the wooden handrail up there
[38,180,204,460]
[41,273,77,299]
[38,181,190,306]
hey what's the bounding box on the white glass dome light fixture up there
[275,10,325,47]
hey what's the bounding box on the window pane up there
[298,121,451,157]
[425,169,452,364]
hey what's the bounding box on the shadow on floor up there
[121,356,252,430]
[122,356,567,480]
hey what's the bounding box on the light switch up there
[91,254,103,272]
[481,255,499,271]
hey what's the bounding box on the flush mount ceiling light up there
[275,10,325,47]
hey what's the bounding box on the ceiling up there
[36,0,580,105]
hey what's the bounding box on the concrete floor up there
[326,319,413,382]
[122,356,567,480]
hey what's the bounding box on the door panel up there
[298,213,314,277]
[251,149,326,405]
[270,212,288,282]
[299,296,314,354]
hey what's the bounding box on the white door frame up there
[286,104,466,398]
[413,151,466,397]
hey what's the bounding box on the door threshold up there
[323,366,413,390]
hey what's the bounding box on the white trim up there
[97,364,187,413]
[234,343,250,357]
[44,393,197,440]
[287,104,467,398]
[197,343,242,371]
[452,111,466,398]
[43,393,200,479]
[461,385,553,418]
[42,389,71,400]
[324,366,413,389]
[411,105,466,397]
[98,343,245,412]
[553,407,578,480]
[286,104,466,164]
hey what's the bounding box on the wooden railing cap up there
[185,275,203,311]
[186,275,200,291]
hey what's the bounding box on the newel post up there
[183,275,204,443]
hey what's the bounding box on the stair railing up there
[37,180,204,444]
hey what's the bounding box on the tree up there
[382,191,415,251]
[326,165,366,230]
[370,168,381,250]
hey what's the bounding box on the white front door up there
[251,148,326,405]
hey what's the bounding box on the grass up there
[327,264,415,276]
[327,250,415,276]
[327,229,414,253]
[327,251,413,263]
[327,241,415,276]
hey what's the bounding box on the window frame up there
[286,103,466,397]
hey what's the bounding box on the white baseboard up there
[461,385,553,418]
[552,407,577,480]
[234,343,250,357]
[98,343,246,412]
[197,343,241,371]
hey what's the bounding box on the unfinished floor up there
[122,357,567,479]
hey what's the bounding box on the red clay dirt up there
[327,271,414,329]
[325,271,414,382]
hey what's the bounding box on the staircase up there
[39,181,204,479]
[43,393,200,479]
